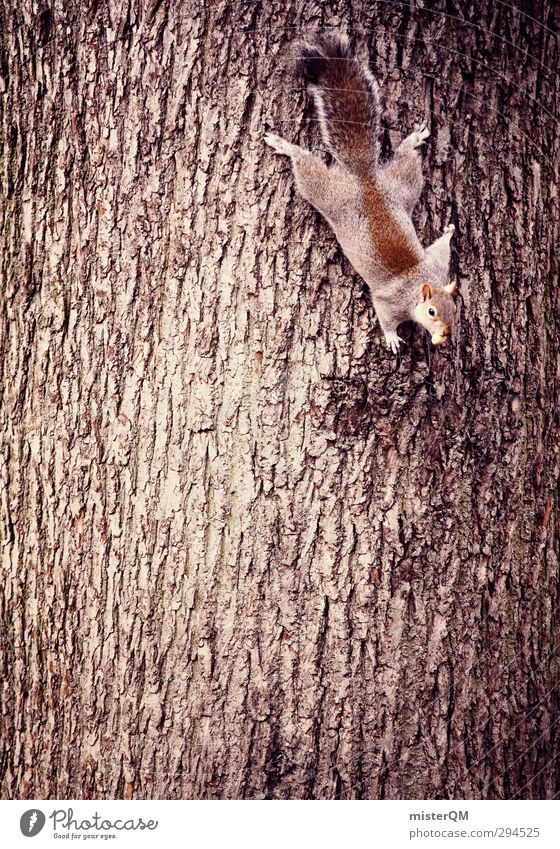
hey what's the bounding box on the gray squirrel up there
[265,34,457,352]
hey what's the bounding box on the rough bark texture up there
[1,0,559,800]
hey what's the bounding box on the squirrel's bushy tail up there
[297,34,381,176]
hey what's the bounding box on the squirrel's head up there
[414,280,457,346]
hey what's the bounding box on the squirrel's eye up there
[428,307,436,317]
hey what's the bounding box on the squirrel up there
[265,34,457,353]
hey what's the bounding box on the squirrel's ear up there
[421,283,432,301]
[445,279,457,296]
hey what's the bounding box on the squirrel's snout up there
[431,327,450,346]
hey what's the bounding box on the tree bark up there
[1,0,559,800]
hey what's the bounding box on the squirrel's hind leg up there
[403,123,430,150]
[265,132,339,218]
[264,133,300,157]
[381,123,429,214]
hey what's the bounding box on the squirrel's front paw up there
[443,223,455,237]
[384,330,404,354]
[264,132,293,156]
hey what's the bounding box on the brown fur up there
[317,62,373,166]
[362,179,421,275]
[266,35,457,352]
[298,35,381,174]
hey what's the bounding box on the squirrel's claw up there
[402,123,430,151]
[411,123,430,147]
[384,330,404,353]
[264,132,294,157]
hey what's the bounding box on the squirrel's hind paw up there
[264,132,294,156]
[408,123,430,148]
[384,330,404,354]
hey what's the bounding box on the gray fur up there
[265,35,457,353]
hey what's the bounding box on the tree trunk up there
[1,0,559,800]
